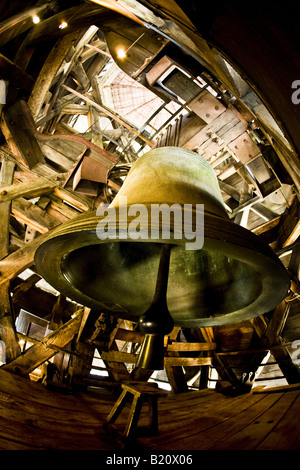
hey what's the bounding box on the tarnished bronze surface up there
[35,147,290,328]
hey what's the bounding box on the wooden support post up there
[0,282,21,363]
[101,339,131,383]
[0,158,15,259]
[277,196,300,248]
[69,341,95,390]
[165,326,188,393]
[2,308,84,377]
[249,295,300,385]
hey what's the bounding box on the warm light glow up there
[59,21,68,29]
[117,48,126,59]
[32,15,40,24]
[19,340,25,346]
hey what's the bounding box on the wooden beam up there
[271,337,300,385]
[277,196,300,248]
[69,341,95,390]
[61,104,90,115]
[0,54,34,93]
[114,327,144,344]
[62,84,154,147]
[53,187,91,212]
[84,43,112,58]
[167,341,217,352]
[100,339,131,382]
[28,31,79,120]
[100,349,213,367]
[164,357,212,367]
[11,273,40,303]
[0,5,48,48]
[252,215,281,236]
[2,309,84,377]
[25,4,116,46]
[0,229,57,286]
[100,349,137,364]
[0,178,57,203]
[2,100,44,168]
[0,158,15,259]
[46,26,99,116]
[77,307,91,343]
[11,198,61,234]
[249,294,300,384]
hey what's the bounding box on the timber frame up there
[0,0,299,395]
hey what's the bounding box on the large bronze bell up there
[35,147,290,369]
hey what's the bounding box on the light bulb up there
[32,15,40,24]
[59,21,68,29]
[117,48,126,59]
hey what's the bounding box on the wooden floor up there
[0,368,300,450]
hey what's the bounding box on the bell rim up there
[34,210,290,328]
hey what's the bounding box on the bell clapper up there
[136,243,174,370]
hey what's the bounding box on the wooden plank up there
[139,392,271,449]
[167,342,217,352]
[61,104,90,115]
[100,349,138,364]
[100,349,212,367]
[257,391,300,449]
[114,327,144,344]
[84,43,112,58]
[53,187,91,212]
[253,383,300,393]
[164,357,212,367]
[2,309,84,376]
[160,394,280,450]
[213,391,300,450]
[0,368,120,450]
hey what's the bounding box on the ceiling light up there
[32,15,40,24]
[117,48,126,59]
[59,21,68,29]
